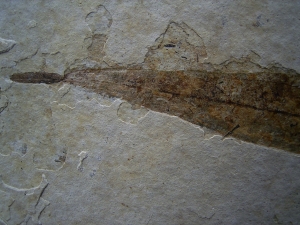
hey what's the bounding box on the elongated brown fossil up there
[11,69,300,153]
[10,72,64,84]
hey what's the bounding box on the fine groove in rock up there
[10,69,300,153]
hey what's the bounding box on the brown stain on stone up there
[10,69,300,153]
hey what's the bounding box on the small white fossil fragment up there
[77,151,88,171]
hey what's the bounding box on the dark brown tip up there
[10,72,63,84]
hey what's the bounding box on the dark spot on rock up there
[121,203,129,207]
[21,143,27,155]
[290,122,298,127]
[56,155,66,162]
[164,44,176,48]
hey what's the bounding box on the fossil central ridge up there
[11,69,300,153]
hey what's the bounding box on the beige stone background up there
[0,0,300,224]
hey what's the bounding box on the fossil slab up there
[11,68,300,153]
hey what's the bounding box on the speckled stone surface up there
[0,1,300,224]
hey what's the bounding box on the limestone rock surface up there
[0,1,300,224]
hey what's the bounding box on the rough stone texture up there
[1,1,300,224]
[144,21,208,71]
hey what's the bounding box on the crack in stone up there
[0,174,50,224]
[0,95,8,114]
[222,124,240,140]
